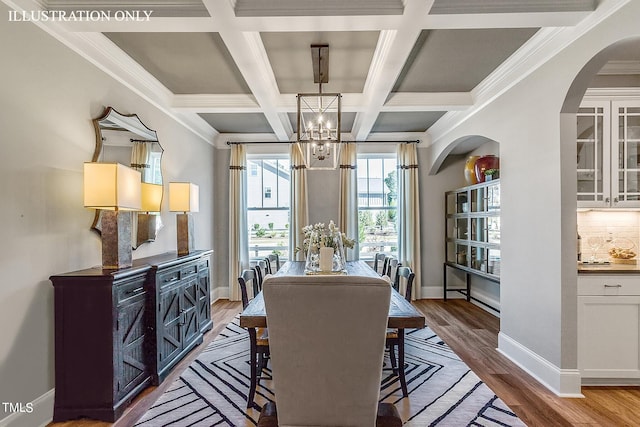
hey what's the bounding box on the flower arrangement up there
[295,220,356,255]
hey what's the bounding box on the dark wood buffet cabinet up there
[50,250,213,423]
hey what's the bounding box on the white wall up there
[425,0,640,395]
[0,4,214,423]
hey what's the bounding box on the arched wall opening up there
[559,36,640,387]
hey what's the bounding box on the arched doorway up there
[561,36,640,387]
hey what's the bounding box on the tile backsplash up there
[577,211,640,261]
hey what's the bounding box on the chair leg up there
[388,343,398,374]
[247,329,258,408]
[398,329,408,397]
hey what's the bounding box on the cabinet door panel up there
[197,270,211,332]
[181,278,199,347]
[578,296,640,378]
[116,296,149,400]
[158,286,182,370]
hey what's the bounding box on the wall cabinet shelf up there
[50,250,212,423]
[444,180,500,310]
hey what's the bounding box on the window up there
[247,157,290,260]
[357,154,398,260]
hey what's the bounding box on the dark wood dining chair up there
[383,256,400,279]
[373,252,387,275]
[386,265,415,397]
[237,268,270,408]
[251,258,270,294]
[265,253,280,274]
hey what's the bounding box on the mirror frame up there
[90,107,164,248]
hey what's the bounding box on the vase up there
[474,155,500,183]
[464,155,480,185]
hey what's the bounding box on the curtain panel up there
[338,143,359,260]
[131,141,152,181]
[229,144,249,301]
[289,144,309,261]
[397,143,422,300]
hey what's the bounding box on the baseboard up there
[0,389,54,427]
[211,286,229,303]
[498,332,583,397]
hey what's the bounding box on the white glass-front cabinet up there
[578,98,640,208]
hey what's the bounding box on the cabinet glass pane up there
[456,192,468,213]
[577,107,604,203]
[455,243,468,266]
[577,115,595,139]
[471,188,483,212]
[617,107,640,203]
[471,217,486,241]
[488,248,501,275]
[456,218,468,239]
[488,217,500,244]
[470,246,486,272]
[487,184,500,210]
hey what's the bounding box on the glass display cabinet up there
[444,180,500,308]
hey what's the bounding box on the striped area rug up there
[136,317,525,426]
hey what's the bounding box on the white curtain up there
[130,141,152,182]
[289,144,309,261]
[229,144,249,301]
[338,143,359,260]
[397,143,422,300]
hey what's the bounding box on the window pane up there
[358,155,398,260]
[247,156,290,260]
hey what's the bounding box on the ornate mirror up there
[91,107,164,249]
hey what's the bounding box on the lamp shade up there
[169,182,199,213]
[84,162,141,211]
[141,182,163,213]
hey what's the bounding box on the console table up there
[50,250,212,422]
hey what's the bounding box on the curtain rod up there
[226,140,420,145]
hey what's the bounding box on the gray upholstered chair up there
[260,274,401,426]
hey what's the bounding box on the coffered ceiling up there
[8,0,602,146]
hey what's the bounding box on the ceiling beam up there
[351,0,436,140]
[201,0,292,140]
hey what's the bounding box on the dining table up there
[239,260,426,407]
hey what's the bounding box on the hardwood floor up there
[413,299,640,427]
[49,299,640,426]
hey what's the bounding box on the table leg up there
[443,263,448,301]
[247,328,258,409]
[398,328,408,397]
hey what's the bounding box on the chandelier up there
[296,44,342,170]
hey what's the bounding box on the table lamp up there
[169,182,199,256]
[84,162,141,269]
[138,182,163,243]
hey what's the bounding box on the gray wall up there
[0,4,214,421]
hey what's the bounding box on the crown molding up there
[583,87,640,99]
[598,60,640,75]
[383,92,473,111]
[173,94,261,113]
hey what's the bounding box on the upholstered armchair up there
[260,274,401,427]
